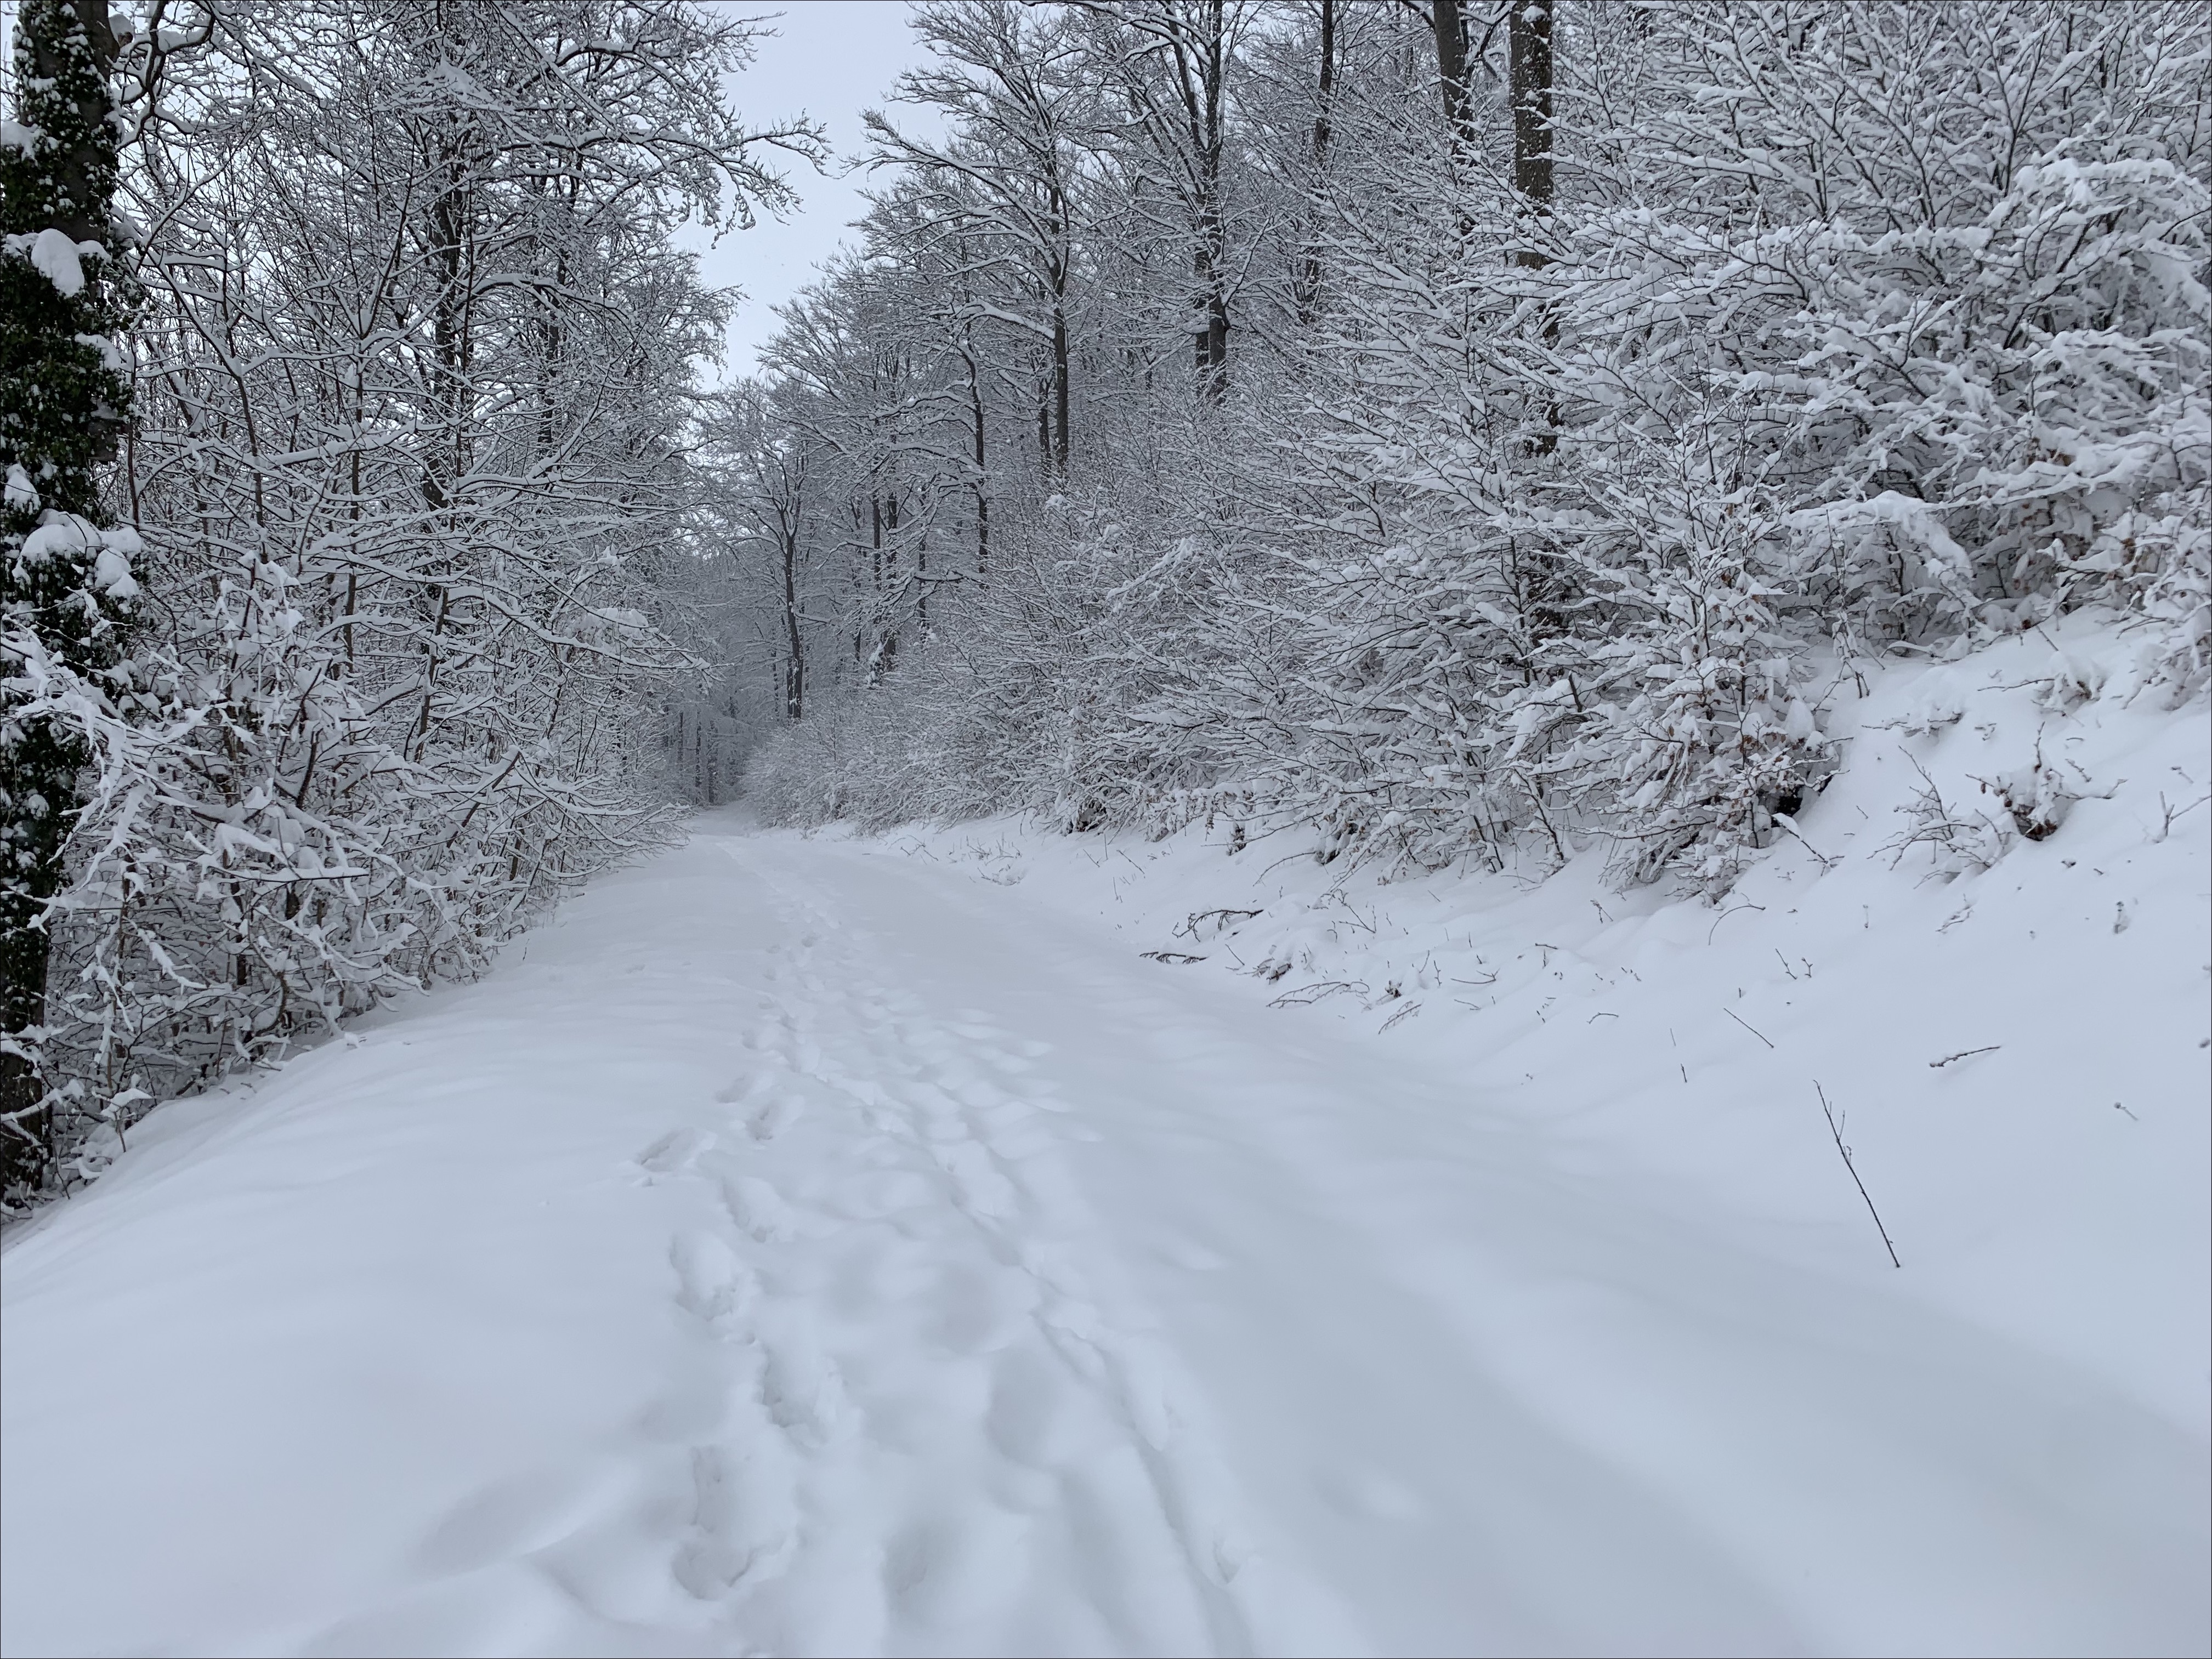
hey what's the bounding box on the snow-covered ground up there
[4,620,2206,1658]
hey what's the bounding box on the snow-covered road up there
[4,813,2205,1657]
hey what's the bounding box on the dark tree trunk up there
[871,497,889,672]
[1037,373,1052,475]
[1189,0,1230,401]
[1432,0,1477,156]
[1295,0,1335,325]
[781,526,804,721]
[1194,234,1228,399]
[1052,302,1071,471]
[967,346,989,572]
[1510,0,1555,262]
[1509,0,1559,451]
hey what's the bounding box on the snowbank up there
[884,614,2211,1441]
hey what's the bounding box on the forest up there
[4,0,2207,1201]
[4,6,2209,1654]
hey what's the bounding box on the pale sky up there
[687,0,942,380]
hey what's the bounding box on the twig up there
[1707,902,1766,944]
[1318,888,1380,935]
[1928,1046,1999,1068]
[1587,1011,1619,1022]
[2154,791,2211,843]
[1139,950,1207,965]
[1724,1007,1776,1049]
[2113,1101,2139,1122]
[1771,813,1837,870]
[1176,907,1261,941]
[1269,979,1368,1008]
[1816,1082,1901,1268]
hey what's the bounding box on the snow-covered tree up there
[1,0,142,1187]
[5,0,817,1202]
[739,0,2206,895]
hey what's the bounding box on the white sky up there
[687,0,941,380]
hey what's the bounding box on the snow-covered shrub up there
[1553,450,1833,893]
[1579,3,2210,649]
[1885,769,2017,882]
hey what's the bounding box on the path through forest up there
[3,814,2204,1657]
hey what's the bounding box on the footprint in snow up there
[712,1073,772,1106]
[631,1127,714,1179]
[758,1336,848,1448]
[747,1095,801,1143]
[719,1173,796,1243]
[673,1443,795,1600]
[670,1229,754,1327]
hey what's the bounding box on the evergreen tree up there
[1,0,137,1191]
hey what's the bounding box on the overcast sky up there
[687,0,941,380]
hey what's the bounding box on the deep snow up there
[3,620,2206,1658]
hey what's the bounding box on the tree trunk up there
[1194,229,1228,399]
[1190,0,1230,401]
[1295,0,1335,326]
[1510,0,1555,263]
[1510,0,1559,450]
[1037,371,1052,476]
[1052,300,1071,473]
[782,526,804,721]
[967,345,989,573]
[1432,0,1477,157]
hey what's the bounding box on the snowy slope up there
[957,613,2212,1441]
[2,621,2205,1658]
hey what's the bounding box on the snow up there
[10,515,138,596]
[3,464,38,513]
[24,228,86,298]
[3,621,2205,1658]
[16,515,94,566]
[92,542,138,599]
